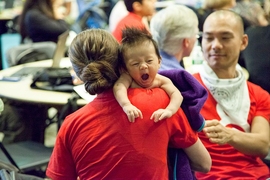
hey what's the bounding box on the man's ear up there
[240,34,248,51]
[182,38,190,48]
[132,1,142,12]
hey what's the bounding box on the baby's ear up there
[158,58,162,67]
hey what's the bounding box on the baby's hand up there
[123,104,143,123]
[150,109,173,122]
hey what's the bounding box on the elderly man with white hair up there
[150,4,199,70]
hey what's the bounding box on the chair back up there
[0,142,19,170]
[0,141,53,173]
[6,42,56,67]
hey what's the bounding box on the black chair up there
[6,41,56,67]
[0,141,53,174]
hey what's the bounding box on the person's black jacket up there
[242,25,270,93]
[24,9,70,43]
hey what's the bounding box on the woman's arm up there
[183,138,212,173]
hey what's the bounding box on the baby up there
[113,27,183,122]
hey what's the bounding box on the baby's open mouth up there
[141,74,149,80]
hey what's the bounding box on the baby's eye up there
[147,60,153,63]
[132,63,139,66]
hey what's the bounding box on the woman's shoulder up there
[25,8,47,21]
[25,8,42,16]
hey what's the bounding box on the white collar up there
[199,62,251,132]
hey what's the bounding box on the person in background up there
[112,0,156,42]
[242,23,270,93]
[203,0,236,9]
[0,98,25,144]
[232,0,269,27]
[19,0,70,43]
[0,99,3,114]
[194,0,253,32]
[63,0,79,25]
[113,27,183,123]
[150,4,199,70]
[102,0,118,20]
[0,98,48,143]
[108,0,128,32]
[193,9,270,179]
[264,0,270,20]
[46,29,211,179]
[174,0,204,8]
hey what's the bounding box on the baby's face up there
[124,42,160,88]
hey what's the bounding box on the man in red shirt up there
[193,10,270,179]
[112,0,156,42]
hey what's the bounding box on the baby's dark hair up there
[69,29,120,95]
[124,0,142,12]
[119,27,161,68]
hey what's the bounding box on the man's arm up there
[203,117,270,158]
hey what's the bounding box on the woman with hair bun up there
[46,29,210,180]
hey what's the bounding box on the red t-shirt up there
[46,88,197,180]
[193,73,270,180]
[112,12,145,42]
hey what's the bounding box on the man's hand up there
[203,119,234,145]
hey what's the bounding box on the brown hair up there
[203,0,235,10]
[69,29,120,95]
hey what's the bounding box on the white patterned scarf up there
[199,62,251,132]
